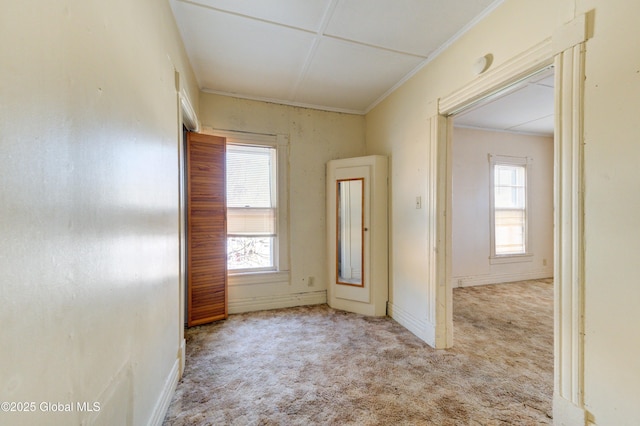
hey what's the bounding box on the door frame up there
[432,15,589,424]
[175,72,199,377]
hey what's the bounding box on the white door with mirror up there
[327,155,388,316]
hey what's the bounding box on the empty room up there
[2,1,639,426]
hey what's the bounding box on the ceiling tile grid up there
[295,37,425,111]
[171,1,316,100]
[325,0,493,56]
[170,0,501,113]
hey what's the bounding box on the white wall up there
[577,0,640,423]
[366,0,640,424]
[366,0,566,349]
[199,93,366,313]
[0,0,197,425]
[451,127,553,287]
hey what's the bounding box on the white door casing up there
[433,14,590,425]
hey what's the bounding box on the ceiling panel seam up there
[322,34,428,58]
[505,113,555,132]
[289,0,340,101]
[364,0,506,114]
[177,0,317,35]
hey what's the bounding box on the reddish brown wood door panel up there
[187,132,227,326]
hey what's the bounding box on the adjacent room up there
[449,66,556,385]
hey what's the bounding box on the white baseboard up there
[179,339,186,378]
[388,302,436,348]
[147,358,179,426]
[453,269,553,288]
[553,394,588,426]
[228,290,327,314]
[329,297,383,317]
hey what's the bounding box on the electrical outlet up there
[415,196,422,209]
[308,276,315,287]
[543,258,547,266]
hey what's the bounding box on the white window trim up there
[202,127,290,284]
[488,154,533,264]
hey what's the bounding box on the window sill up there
[228,270,290,287]
[489,253,533,264]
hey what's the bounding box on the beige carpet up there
[164,279,553,425]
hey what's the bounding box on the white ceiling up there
[169,0,503,114]
[454,68,555,136]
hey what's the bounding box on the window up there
[226,144,276,271]
[207,129,289,278]
[489,155,532,262]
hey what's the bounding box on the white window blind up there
[226,144,276,237]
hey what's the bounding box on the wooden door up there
[186,132,227,326]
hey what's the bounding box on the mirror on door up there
[336,178,364,287]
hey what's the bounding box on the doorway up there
[433,39,587,419]
[448,69,556,408]
[450,67,555,292]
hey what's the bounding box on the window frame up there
[226,144,277,273]
[205,128,290,280]
[488,154,533,264]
